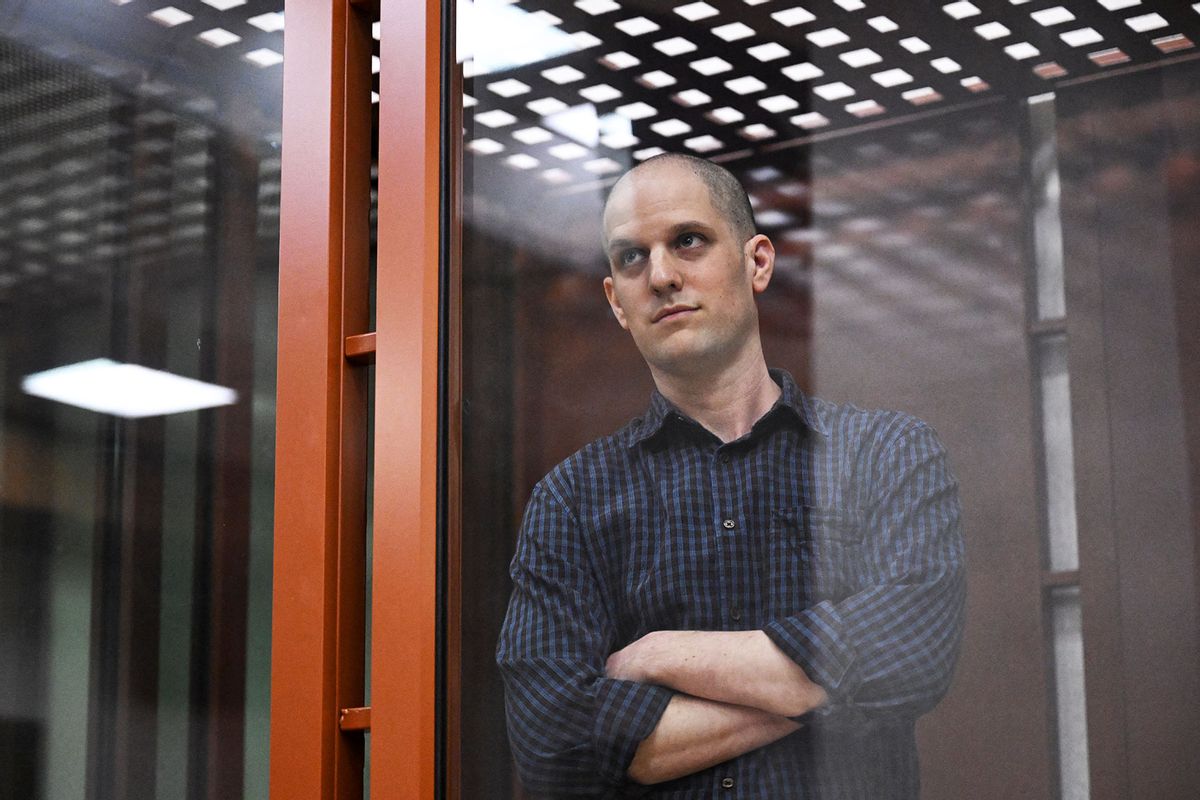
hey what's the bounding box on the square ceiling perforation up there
[457,0,1200,185]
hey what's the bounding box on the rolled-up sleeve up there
[497,483,674,796]
[764,421,966,722]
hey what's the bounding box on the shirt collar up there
[626,368,830,448]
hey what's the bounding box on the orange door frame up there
[270,0,374,798]
[373,0,445,798]
[272,0,447,798]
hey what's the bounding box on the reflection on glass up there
[1029,94,1067,322]
[1051,586,1090,800]
[1038,334,1079,573]
[0,1,281,797]
[453,1,1200,797]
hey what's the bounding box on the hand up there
[607,629,829,717]
[605,630,669,683]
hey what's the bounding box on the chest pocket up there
[766,505,864,616]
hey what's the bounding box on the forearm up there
[628,694,799,785]
[609,629,828,718]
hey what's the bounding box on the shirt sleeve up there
[496,482,675,797]
[763,421,966,723]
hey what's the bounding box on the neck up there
[650,344,781,443]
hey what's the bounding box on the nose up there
[648,248,683,295]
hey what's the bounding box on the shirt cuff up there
[591,678,675,787]
[764,600,858,709]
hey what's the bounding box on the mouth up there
[652,305,697,323]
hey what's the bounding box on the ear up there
[745,234,776,294]
[603,275,630,330]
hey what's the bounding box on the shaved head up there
[602,153,757,247]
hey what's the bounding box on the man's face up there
[602,162,774,377]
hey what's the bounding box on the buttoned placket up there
[713,444,744,629]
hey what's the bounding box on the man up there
[497,153,965,798]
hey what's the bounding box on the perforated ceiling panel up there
[0,0,285,308]
[457,0,1200,183]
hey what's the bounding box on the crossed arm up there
[498,423,965,795]
[605,629,829,784]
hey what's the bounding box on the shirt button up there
[730,606,742,621]
[720,453,731,464]
[722,519,736,530]
[721,777,735,789]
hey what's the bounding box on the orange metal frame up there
[271,0,445,798]
[373,0,445,797]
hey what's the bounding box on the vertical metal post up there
[373,0,444,797]
[271,0,373,798]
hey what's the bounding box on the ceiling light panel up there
[654,37,698,56]
[599,51,640,69]
[684,134,724,152]
[975,22,1011,40]
[576,0,620,15]
[1126,13,1168,32]
[807,28,850,47]
[450,0,1200,183]
[243,48,283,67]
[675,2,719,21]
[149,7,193,27]
[579,84,622,102]
[637,70,677,88]
[739,123,776,140]
[247,11,284,32]
[748,43,790,61]
[1031,6,1075,26]
[673,89,712,106]
[782,62,823,81]
[691,56,733,75]
[614,16,659,35]
[725,75,768,94]
[1061,27,1103,47]
[196,28,240,47]
[772,7,816,27]
[707,106,745,123]
[650,118,692,136]
[840,48,882,67]
[712,22,756,41]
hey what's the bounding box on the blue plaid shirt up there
[497,370,965,798]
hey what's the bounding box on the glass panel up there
[1051,586,1090,800]
[453,2,1200,798]
[1038,333,1079,573]
[0,1,282,797]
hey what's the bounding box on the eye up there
[619,249,644,266]
[677,232,705,249]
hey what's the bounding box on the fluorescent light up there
[23,359,237,418]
